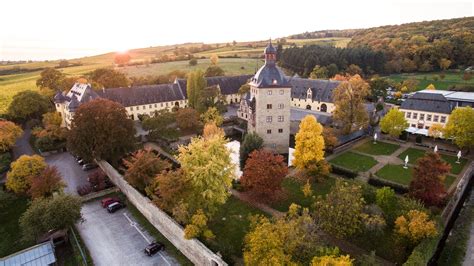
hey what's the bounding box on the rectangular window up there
[267,104,272,109]
[411,124,416,127]
[267,90,272,95]
[267,129,272,134]
[278,116,284,122]
[420,114,425,120]
[266,116,272,123]
[440,116,446,123]
[166,102,169,107]
[434,115,439,122]
[425,126,430,129]
[161,103,164,107]
[144,105,147,109]
[278,128,283,133]
[413,113,417,119]
[154,104,157,108]
[278,103,284,109]
[279,90,284,95]
[130,107,134,111]
[406,112,411,118]
[427,114,432,121]
[149,104,152,108]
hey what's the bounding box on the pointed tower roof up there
[68,94,80,112]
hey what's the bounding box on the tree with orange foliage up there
[176,108,201,130]
[409,152,450,206]
[395,210,437,244]
[28,166,64,199]
[123,149,170,192]
[0,120,23,152]
[241,149,288,202]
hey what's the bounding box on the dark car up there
[82,163,98,171]
[107,202,125,213]
[77,159,86,165]
[101,197,120,208]
[144,242,164,256]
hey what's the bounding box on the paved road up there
[77,200,178,266]
[45,152,89,195]
[12,126,33,159]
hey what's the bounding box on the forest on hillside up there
[281,17,474,77]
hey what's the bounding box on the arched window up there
[320,104,327,112]
[306,105,311,110]
[175,101,180,107]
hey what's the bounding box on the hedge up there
[330,164,358,179]
[403,218,443,265]
[0,152,11,174]
[368,176,409,194]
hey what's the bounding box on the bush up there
[330,164,358,179]
[403,230,440,265]
[0,152,11,173]
[368,177,409,194]
[76,184,92,196]
[35,135,66,152]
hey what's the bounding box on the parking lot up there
[45,152,89,195]
[77,200,178,266]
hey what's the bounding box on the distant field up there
[287,37,351,48]
[385,71,473,91]
[120,58,260,77]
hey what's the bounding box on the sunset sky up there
[0,0,472,61]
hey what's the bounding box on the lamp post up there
[404,155,409,169]
[373,133,378,144]
[456,150,462,164]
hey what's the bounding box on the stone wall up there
[97,160,227,266]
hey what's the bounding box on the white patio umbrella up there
[404,155,409,169]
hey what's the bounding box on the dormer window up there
[307,88,312,99]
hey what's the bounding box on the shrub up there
[0,152,11,173]
[77,184,92,196]
[368,176,409,194]
[330,164,358,179]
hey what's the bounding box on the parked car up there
[107,202,125,213]
[77,159,87,165]
[101,197,120,208]
[144,242,164,256]
[82,163,98,171]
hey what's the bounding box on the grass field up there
[271,177,336,212]
[398,148,468,175]
[375,164,456,188]
[0,191,33,257]
[354,141,400,156]
[204,196,266,264]
[329,151,378,172]
[386,71,474,91]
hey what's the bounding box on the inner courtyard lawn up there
[398,148,468,175]
[329,151,378,172]
[354,141,400,156]
[271,177,336,212]
[375,164,457,188]
[204,196,267,264]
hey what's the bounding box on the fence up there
[97,160,227,266]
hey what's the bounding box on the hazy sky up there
[0,0,472,61]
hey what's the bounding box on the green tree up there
[346,64,363,76]
[142,109,177,140]
[7,91,51,121]
[292,115,325,170]
[123,149,170,192]
[6,155,47,194]
[380,108,408,138]
[204,65,225,77]
[368,77,389,100]
[20,194,82,242]
[0,120,23,152]
[314,180,365,238]
[239,132,263,168]
[200,107,223,126]
[376,187,397,224]
[88,68,130,89]
[36,68,65,90]
[333,75,370,134]
[326,63,339,78]
[189,58,198,66]
[444,107,474,149]
[177,133,234,217]
[186,70,207,110]
[310,65,328,79]
[67,98,136,163]
[176,108,201,130]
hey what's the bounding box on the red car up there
[101,197,120,208]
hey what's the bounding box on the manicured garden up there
[354,141,400,156]
[271,177,336,212]
[398,148,468,174]
[329,151,378,172]
[204,196,267,264]
[375,164,456,188]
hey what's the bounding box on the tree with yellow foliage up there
[200,107,223,126]
[292,115,325,170]
[202,123,224,139]
[428,123,444,139]
[426,84,436,90]
[394,210,437,244]
[184,209,215,240]
[311,254,354,266]
[380,108,408,138]
[0,120,23,152]
[444,107,474,149]
[210,54,219,65]
[6,155,47,194]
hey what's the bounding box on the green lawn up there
[386,71,474,91]
[376,164,456,188]
[0,190,33,257]
[354,141,400,156]
[329,151,378,172]
[271,177,336,212]
[204,196,267,264]
[398,148,468,175]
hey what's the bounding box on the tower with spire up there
[245,40,291,153]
